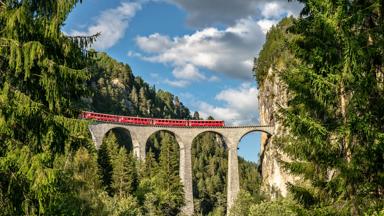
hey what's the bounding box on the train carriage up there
[80,111,225,127]
[82,111,119,122]
[188,120,224,127]
[152,118,189,127]
[119,116,152,125]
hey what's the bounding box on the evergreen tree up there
[49,147,106,215]
[239,158,263,200]
[158,134,179,183]
[130,87,139,114]
[0,0,98,214]
[98,133,116,195]
[142,131,184,216]
[139,87,148,114]
[193,111,200,120]
[267,0,384,214]
[111,147,137,198]
[98,131,136,197]
[192,133,228,215]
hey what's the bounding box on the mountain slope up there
[87,52,191,119]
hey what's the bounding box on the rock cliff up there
[258,67,295,198]
[255,18,297,198]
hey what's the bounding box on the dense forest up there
[0,1,261,215]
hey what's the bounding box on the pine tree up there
[98,137,114,195]
[130,86,139,114]
[50,147,105,215]
[193,111,200,120]
[274,0,384,214]
[0,0,98,214]
[192,132,228,215]
[174,96,181,117]
[158,132,181,190]
[111,147,137,198]
[146,132,184,216]
[139,87,148,114]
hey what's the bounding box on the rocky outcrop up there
[258,67,296,198]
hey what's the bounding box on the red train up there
[80,111,225,127]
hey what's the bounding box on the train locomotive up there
[80,111,225,127]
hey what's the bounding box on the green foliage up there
[97,130,184,216]
[103,194,142,216]
[229,190,260,216]
[239,157,263,200]
[0,0,101,214]
[143,131,184,216]
[253,17,294,87]
[192,132,228,215]
[254,0,384,215]
[248,198,304,216]
[111,148,137,198]
[46,147,107,216]
[365,209,384,216]
[88,52,191,119]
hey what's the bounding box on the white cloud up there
[172,64,206,80]
[257,19,278,34]
[135,17,268,81]
[261,2,283,18]
[197,83,259,125]
[69,2,141,50]
[260,1,302,19]
[199,102,241,121]
[164,79,190,88]
[135,33,172,52]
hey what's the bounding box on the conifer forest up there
[0,0,383,216]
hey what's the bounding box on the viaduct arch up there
[89,123,273,215]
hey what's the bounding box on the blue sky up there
[63,0,302,162]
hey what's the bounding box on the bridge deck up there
[86,120,272,129]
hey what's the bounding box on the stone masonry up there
[88,123,273,215]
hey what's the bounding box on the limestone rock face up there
[258,67,296,198]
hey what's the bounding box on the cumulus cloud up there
[172,64,206,80]
[198,83,259,125]
[69,2,141,50]
[135,33,172,52]
[257,19,279,34]
[135,17,267,81]
[167,0,303,27]
[164,79,190,88]
[260,1,302,18]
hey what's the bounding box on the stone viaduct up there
[88,123,273,215]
